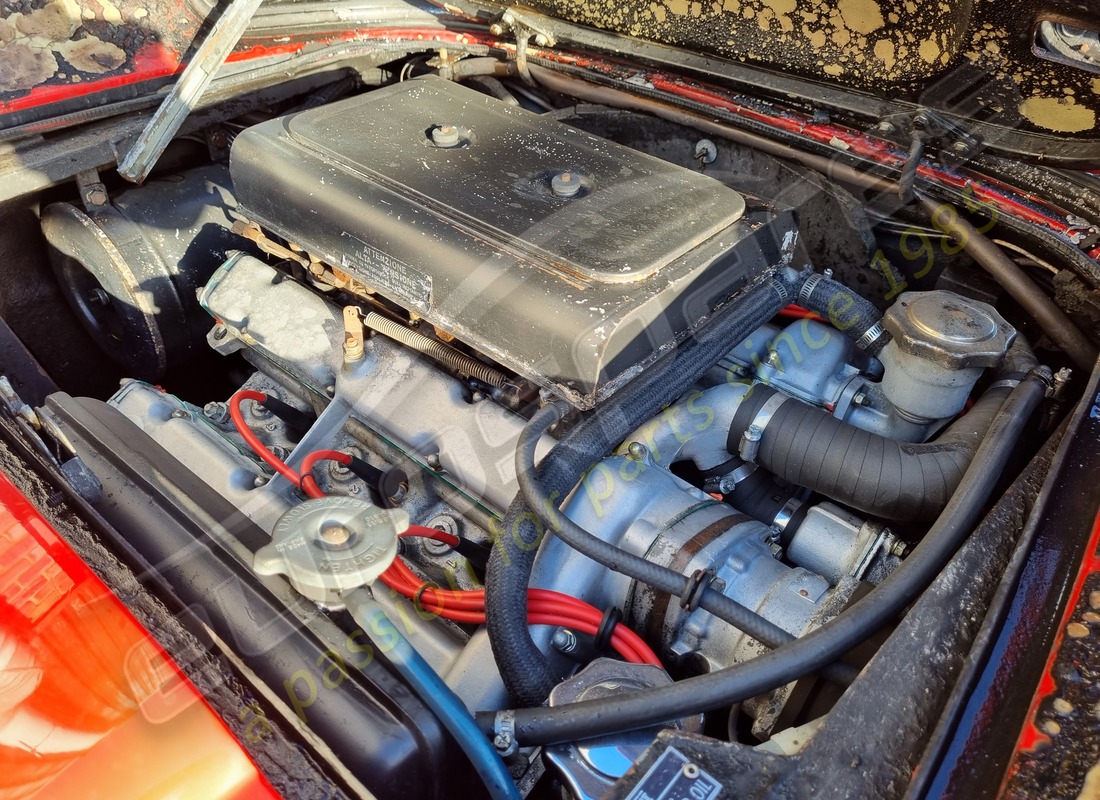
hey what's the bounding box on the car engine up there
[25,68,1072,800]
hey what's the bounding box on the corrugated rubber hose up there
[726,339,1038,522]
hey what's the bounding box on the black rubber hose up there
[477,368,1050,745]
[486,276,798,707]
[725,467,807,535]
[727,377,1013,523]
[793,272,890,356]
[516,402,859,685]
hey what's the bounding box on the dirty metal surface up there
[504,0,1100,139]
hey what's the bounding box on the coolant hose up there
[486,276,799,707]
[728,372,1014,522]
[477,368,1050,745]
[342,589,519,800]
[517,402,859,686]
[790,272,891,356]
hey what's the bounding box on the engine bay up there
[5,47,1097,800]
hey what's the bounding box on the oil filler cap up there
[254,496,408,607]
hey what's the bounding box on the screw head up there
[89,287,110,305]
[253,475,269,488]
[626,441,648,461]
[551,171,582,198]
[694,139,717,164]
[170,409,189,420]
[431,125,462,148]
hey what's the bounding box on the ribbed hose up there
[792,272,891,356]
[486,277,798,707]
[477,368,1049,745]
[517,402,859,685]
[362,311,507,387]
[728,378,1013,522]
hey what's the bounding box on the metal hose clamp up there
[797,272,824,306]
[493,710,518,756]
[854,321,888,352]
[738,393,788,463]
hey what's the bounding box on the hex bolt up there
[253,475,269,488]
[87,188,109,206]
[432,125,462,148]
[212,324,228,341]
[203,401,229,423]
[271,446,289,460]
[89,287,110,305]
[852,391,868,407]
[551,171,582,198]
[534,33,549,46]
[426,453,442,470]
[551,628,578,653]
[170,409,189,420]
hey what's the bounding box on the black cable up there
[478,368,1049,746]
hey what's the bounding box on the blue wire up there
[344,590,520,800]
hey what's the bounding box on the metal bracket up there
[75,169,109,210]
[118,0,264,183]
[490,8,558,47]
